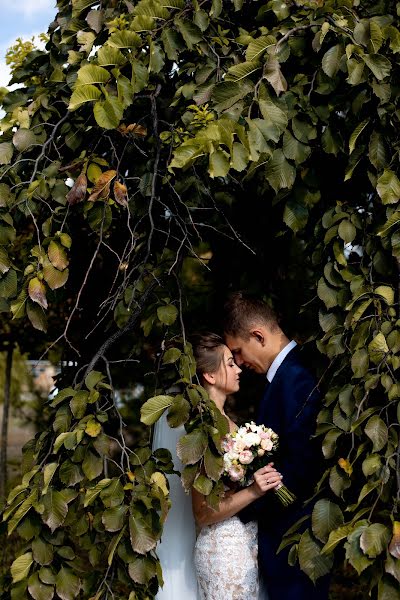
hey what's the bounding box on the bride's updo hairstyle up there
[191,332,225,381]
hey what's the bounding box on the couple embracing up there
[154,293,329,600]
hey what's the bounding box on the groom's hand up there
[252,464,283,498]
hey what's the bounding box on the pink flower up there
[257,448,265,457]
[261,438,273,452]
[228,464,245,482]
[239,450,254,465]
[233,439,246,452]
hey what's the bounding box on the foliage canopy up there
[0,0,400,598]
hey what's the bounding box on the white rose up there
[233,439,246,452]
[261,438,273,452]
[243,432,261,447]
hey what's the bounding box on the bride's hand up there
[251,463,283,498]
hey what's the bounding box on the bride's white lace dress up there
[194,515,259,599]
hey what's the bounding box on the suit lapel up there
[257,347,299,430]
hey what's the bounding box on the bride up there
[153,333,282,599]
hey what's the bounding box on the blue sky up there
[0,1,57,87]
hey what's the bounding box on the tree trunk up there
[0,345,13,504]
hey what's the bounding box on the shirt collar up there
[266,340,297,383]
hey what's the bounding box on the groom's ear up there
[203,372,215,385]
[251,329,265,346]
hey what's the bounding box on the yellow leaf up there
[150,471,169,496]
[85,420,101,438]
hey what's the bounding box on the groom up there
[224,292,329,600]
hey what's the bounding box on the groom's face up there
[225,332,268,374]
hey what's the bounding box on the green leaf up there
[68,85,102,110]
[94,97,124,129]
[13,129,37,152]
[75,64,110,86]
[42,463,58,496]
[370,21,383,53]
[83,479,111,507]
[377,169,400,204]
[161,28,182,61]
[59,461,83,486]
[263,56,287,95]
[129,514,158,554]
[102,505,128,532]
[322,45,342,77]
[128,556,156,584]
[321,524,354,555]
[362,454,381,477]
[312,500,344,544]
[157,304,178,325]
[162,348,181,364]
[369,131,387,170]
[347,59,365,85]
[69,390,88,419]
[0,269,17,299]
[97,45,126,66]
[167,395,190,428]
[345,525,373,575]
[32,538,54,566]
[194,9,209,32]
[27,302,47,332]
[349,119,369,154]
[368,332,389,363]
[317,278,338,309]
[351,348,369,378]
[298,530,333,583]
[82,451,103,480]
[85,370,105,390]
[230,143,249,172]
[43,260,69,291]
[212,81,252,112]
[365,415,388,452]
[55,567,80,600]
[283,130,311,165]
[28,572,54,600]
[378,575,400,600]
[193,474,213,495]
[338,220,356,244]
[283,199,308,233]
[140,395,173,425]
[175,19,202,49]
[204,447,223,482]
[48,241,69,270]
[28,277,48,309]
[0,142,13,165]
[225,60,261,82]
[246,35,276,61]
[176,429,207,465]
[11,552,33,583]
[362,53,391,80]
[209,149,230,178]
[360,523,390,558]
[375,285,394,305]
[108,30,141,48]
[149,41,165,74]
[265,149,296,193]
[42,490,68,532]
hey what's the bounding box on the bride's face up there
[213,345,242,395]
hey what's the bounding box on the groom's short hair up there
[223,292,279,338]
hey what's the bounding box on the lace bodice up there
[194,516,259,599]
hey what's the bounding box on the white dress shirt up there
[266,340,297,383]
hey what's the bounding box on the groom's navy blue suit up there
[243,345,329,600]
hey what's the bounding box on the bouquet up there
[221,421,296,507]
